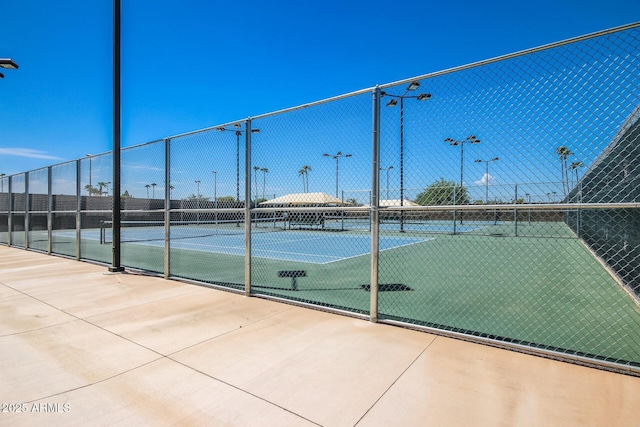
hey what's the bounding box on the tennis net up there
[100,218,286,244]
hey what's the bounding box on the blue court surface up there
[76,228,432,264]
[144,231,430,264]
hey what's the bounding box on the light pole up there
[382,81,431,232]
[216,124,260,202]
[86,154,94,193]
[474,157,499,203]
[446,135,480,224]
[323,152,352,198]
[1,173,5,193]
[380,166,393,201]
[525,193,531,224]
[0,58,19,79]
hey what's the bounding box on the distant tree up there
[569,161,584,185]
[298,165,312,192]
[97,181,109,196]
[414,178,470,206]
[217,196,236,202]
[145,184,151,198]
[151,182,157,199]
[84,184,100,196]
[555,146,573,197]
[121,190,132,198]
[345,198,361,206]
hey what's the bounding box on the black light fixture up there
[0,58,19,79]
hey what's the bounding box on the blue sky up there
[1,0,639,201]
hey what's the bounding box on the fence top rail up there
[375,202,640,211]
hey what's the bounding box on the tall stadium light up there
[323,151,352,198]
[0,58,19,79]
[446,135,480,224]
[474,157,499,203]
[216,125,260,201]
[109,0,124,272]
[380,166,394,201]
[381,81,431,232]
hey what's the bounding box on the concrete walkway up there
[1,245,639,426]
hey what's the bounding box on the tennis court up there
[90,219,433,264]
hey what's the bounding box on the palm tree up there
[97,181,109,196]
[298,165,312,192]
[84,184,98,196]
[145,184,151,198]
[260,167,269,200]
[298,168,306,192]
[252,166,260,202]
[302,165,311,192]
[151,182,157,199]
[555,146,573,197]
[569,161,584,185]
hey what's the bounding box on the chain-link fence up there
[2,24,640,375]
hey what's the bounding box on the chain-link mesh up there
[50,161,77,257]
[27,168,49,252]
[250,92,373,313]
[168,128,246,289]
[80,153,112,263]
[0,175,8,244]
[377,26,640,369]
[1,24,639,374]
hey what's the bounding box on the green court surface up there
[6,220,640,366]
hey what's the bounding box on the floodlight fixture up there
[417,93,432,101]
[407,81,420,91]
[0,59,18,69]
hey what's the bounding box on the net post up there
[164,137,170,279]
[370,86,381,323]
[244,118,252,296]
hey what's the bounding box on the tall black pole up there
[110,0,124,272]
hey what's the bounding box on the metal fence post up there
[452,184,457,235]
[164,137,171,279]
[76,159,82,259]
[24,172,30,249]
[245,118,252,296]
[370,86,381,322]
[514,184,518,237]
[7,176,12,247]
[47,167,52,254]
